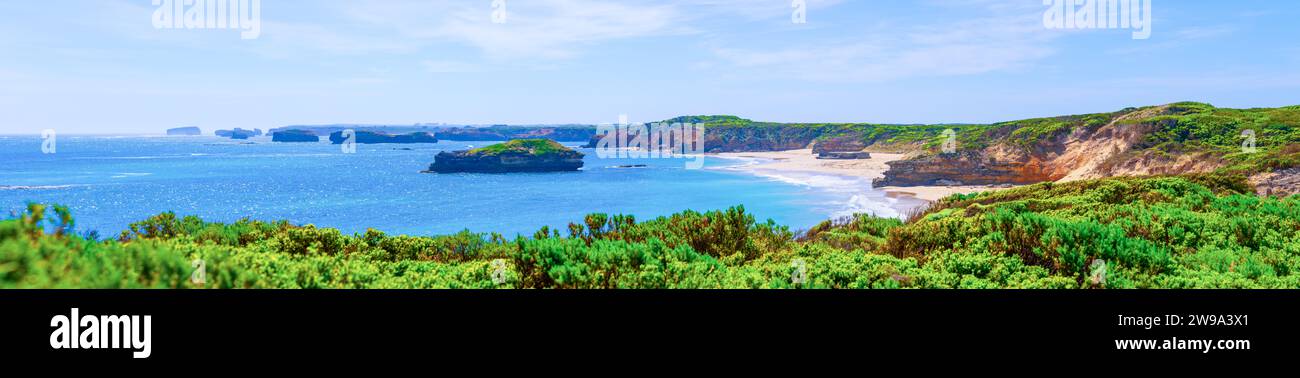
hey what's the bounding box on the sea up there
[0,135,922,237]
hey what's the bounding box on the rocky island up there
[328,130,438,144]
[426,139,584,173]
[166,126,202,136]
[216,128,263,139]
[271,129,320,143]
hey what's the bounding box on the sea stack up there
[427,139,584,173]
[216,128,263,139]
[272,129,320,143]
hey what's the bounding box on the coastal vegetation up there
[467,138,570,156]
[5,174,1297,289]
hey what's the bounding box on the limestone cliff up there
[873,103,1300,193]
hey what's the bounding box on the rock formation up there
[874,151,1055,187]
[216,128,263,139]
[272,130,320,143]
[817,151,872,160]
[427,139,584,173]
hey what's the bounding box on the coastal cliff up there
[436,125,595,142]
[873,103,1300,194]
[874,151,1052,186]
[272,130,320,143]
[328,130,438,144]
[606,104,1297,195]
[427,139,584,173]
[812,135,868,154]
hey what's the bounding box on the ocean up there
[0,135,920,237]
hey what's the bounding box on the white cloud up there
[334,0,688,60]
[421,60,481,74]
[676,0,843,21]
[709,11,1057,82]
[1174,25,1235,40]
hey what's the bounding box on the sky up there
[1,0,1298,134]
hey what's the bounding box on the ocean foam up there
[720,163,916,220]
[0,185,76,191]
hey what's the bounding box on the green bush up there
[4,175,1298,288]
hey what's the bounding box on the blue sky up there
[1,0,1297,134]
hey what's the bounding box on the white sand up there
[714,149,905,180]
[712,149,1014,202]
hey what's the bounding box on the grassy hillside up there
[1129,102,1300,175]
[4,175,1297,289]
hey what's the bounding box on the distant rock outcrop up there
[328,130,438,144]
[272,130,320,143]
[817,151,872,160]
[166,127,202,136]
[812,135,868,155]
[426,139,584,173]
[216,128,263,139]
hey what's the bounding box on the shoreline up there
[711,149,1015,203]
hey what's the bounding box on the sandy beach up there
[713,149,1013,202]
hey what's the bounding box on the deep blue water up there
[0,135,916,237]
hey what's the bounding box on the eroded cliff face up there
[875,105,1247,189]
[873,151,1054,187]
[1250,168,1300,197]
[811,135,867,154]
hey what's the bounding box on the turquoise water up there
[0,136,917,237]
